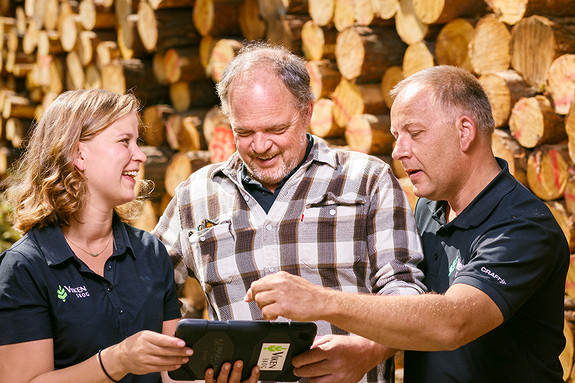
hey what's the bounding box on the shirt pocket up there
[297,192,367,269]
[188,218,238,285]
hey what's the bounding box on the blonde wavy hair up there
[3,89,151,234]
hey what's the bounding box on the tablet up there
[168,319,317,382]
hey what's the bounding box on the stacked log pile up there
[2,0,575,380]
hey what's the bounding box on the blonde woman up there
[0,89,191,383]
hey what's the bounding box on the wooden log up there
[402,41,434,78]
[66,50,85,90]
[561,317,574,382]
[479,69,536,128]
[163,45,206,84]
[5,117,31,148]
[137,2,199,52]
[266,14,309,54]
[43,0,59,31]
[511,15,575,91]
[37,30,64,57]
[139,145,175,201]
[205,38,242,83]
[308,0,334,26]
[101,59,171,107]
[335,25,406,82]
[371,0,399,20]
[59,14,81,52]
[411,0,486,25]
[208,124,236,163]
[22,19,39,55]
[2,94,36,119]
[148,0,196,8]
[165,109,210,151]
[567,102,575,163]
[468,14,511,75]
[79,0,116,31]
[116,15,147,59]
[142,104,174,147]
[491,0,575,26]
[306,59,340,100]
[301,20,337,61]
[352,0,375,26]
[395,0,428,45]
[333,0,355,32]
[545,200,575,252]
[85,62,102,89]
[95,40,121,69]
[491,128,528,186]
[202,105,229,147]
[309,98,344,138]
[527,143,570,201]
[332,78,387,128]
[380,65,403,109]
[192,0,242,37]
[509,95,566,149]
[238,0,267,41]
[397,176,417,211]
[435,18,474,71]
[0,146,23,178]
[564,171,575,217]
[345,113,394,155]
[169,79,219,112]
[546,54,575,115]
[164,150,212,197]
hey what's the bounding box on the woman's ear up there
[73,142,86,171]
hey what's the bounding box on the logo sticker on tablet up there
[257,343,290,371]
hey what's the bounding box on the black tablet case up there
[168,319,317,382]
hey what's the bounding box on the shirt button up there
[268,267,275,273]
[434,253,439,260]
[200,236,206,242]
[117,309,124,315]
[263,191,268,196]
[266,224,272,230]
[106,285,113,292]
[329,209,336,216]
[106,265,112,271]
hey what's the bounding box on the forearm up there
[320,285,502,351]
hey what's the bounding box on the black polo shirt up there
[404,158,569,382]
[0,215,181,383]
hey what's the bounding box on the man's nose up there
[391,137,409,161]
[252,133,272,153]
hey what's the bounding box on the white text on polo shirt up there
[481,267,506,285]
[61,285,91,299]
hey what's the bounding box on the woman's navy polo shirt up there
[404,159,569,382]
[0,215,181,382]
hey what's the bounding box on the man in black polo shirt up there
[246,65,569,382]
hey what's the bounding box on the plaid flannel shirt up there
[153,136,426,382]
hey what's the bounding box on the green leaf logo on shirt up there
[57,285,68,302]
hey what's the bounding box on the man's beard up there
[243,151,300,189]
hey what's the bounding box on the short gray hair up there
[390,65,495,137]
[216,41,314,118]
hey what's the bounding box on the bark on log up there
[345,113,394,155]
[411,0,486,25]
[509,95,566,149]
[546,54,575,115]
[491,128,528,186]
[527,143,570,201]
[309,98,344,138]
[479,69,536,128]
[511,15,575,91]
[468,14,511,75]
[335,25,406,82]
[435,18,474,71]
